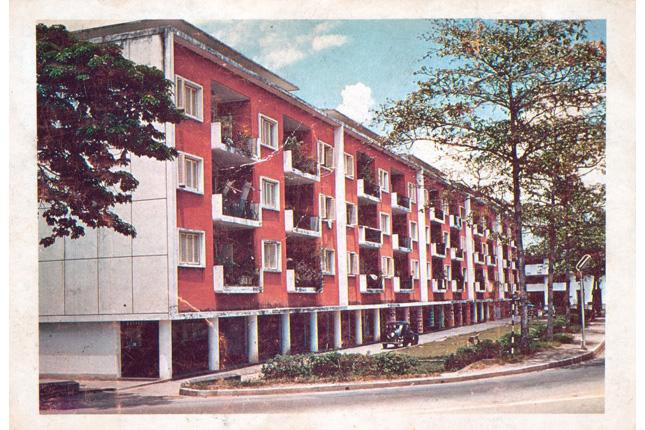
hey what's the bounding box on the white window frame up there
[347,252,359,276]
[379,212,391,235]
[321,248,335,275]
[422,189,429,206]
[260,177,280,211]
[178,229,205,268]
[175,75,203,121]
[407,182,417,204]
[425,226,430,244]
[381,256,394,278]
[177,152,204,194]
[262,240,282,272]
[258,114,279,150]
[318,140,335,170]
[346,202,357,226]
[343,153,354,179]
[445,264,452,280]
[378,168,389,193]
[319,194,336,221]
[427,262,433,278]
[443,231,450,246]
[411,260,420,279]
[409,221,419,242]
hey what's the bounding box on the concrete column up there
[388,307,397,322]
[309,312,319,353]
[458,305,464,326]
[416,307,424,333]
[333,311,342,349]
[403,307,410,323]
[207,317,219,371]
[439,306,445,329]
[280,313,291,355]
[472,303,478,323]
[158,320,172,379]
[246,315,259,363]
[429,306,435,328]
[354,310,363,345]
[373,309,381,341]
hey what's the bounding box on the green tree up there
[375,20,605,353]
[37,24,184,247]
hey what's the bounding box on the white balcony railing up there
[359,274,384,293]
[212,194,261,229]
[211,121,259,165]
[449,215,463,230]
[391,192,411,213]
[430,242,447,258]
[357,179,381,203]
[431,279,448,293]
[358,226,383,248]
[283,150,320,184]
[392,234,412,253]
[428,207,445,223]
[286,269,320,294]
[284,210,321,238]
[213,265,262,294]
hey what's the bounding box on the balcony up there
[211,121,259,166]
[357,179,381,204]
[510,240,517,248]
[431,279,448,293]
[392,234,412,253]
[358,226,382,248]
[393,276,414,293]
[451,279,464,293]
[286,268,323,294]
[430,242,447,258]
[473,224,485,237]
[474,252,486,265]
[486,255,497,266]
[450,248,464,261]
[428,207,445,223]
[474,281,486,293]
[359,274,384,293]
[449,215,463,230]
[511,261,517,270]
[213,265,262,294]
[283,150,320,184]
[212,194,261,229]
[285,210,321,238]
[502,259,508,269]
[391,192,411,213]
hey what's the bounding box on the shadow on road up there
[40,391,177,413]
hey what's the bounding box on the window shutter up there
[176,77,184,109]
[177,154,186,187]
[328,198,336,221]
[319,194,326,219]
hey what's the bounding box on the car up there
[381,321,419,349]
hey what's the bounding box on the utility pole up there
[576,254,591,350]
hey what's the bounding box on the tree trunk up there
[512,158,530,354]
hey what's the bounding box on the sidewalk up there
[40,317,605,399]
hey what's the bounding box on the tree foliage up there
[375,19,605,352]
[37,24,184,247]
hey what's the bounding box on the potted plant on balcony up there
[284,136,317,176]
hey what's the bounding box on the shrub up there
[443,340,501,371]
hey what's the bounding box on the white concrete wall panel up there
[98,203,133,258]
[39,322,119,377]
[64,226,98,260]
[132,255,169,313]
[38,261,64,315]
[132,199,168,256]
[99,257,133,314]
[64,259,98,315]
[130,156,168,201]
[122,35,164,69]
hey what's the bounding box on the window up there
[443,231,449,246]
[321,249,335,275]
[179,230,204,267]
[425,226,430,244]
[318,141,334,169]
[175,76,203,121]
[378,169,389,193]
[262,241,281,271]
[411,260,420,279]
[347,253,359,276]
[410,221,418,241]
[177,153,203,193]
[346,202,357,226]
[319,194,336,220]
[344,153,354,178]
[381,256,394,278]
[427,262,432,278]
[261,177,280,210]
[259,114,278,149]
[445,264,452,280]
[460,236,466,250]
[407,182,416,204]
[422,189,429,206]
[379,212,391,235]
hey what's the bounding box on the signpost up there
[575,254,592,350]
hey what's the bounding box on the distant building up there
[38,20,519,380]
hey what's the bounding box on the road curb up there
[178,338,605,397]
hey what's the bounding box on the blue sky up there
[195,19,607,133]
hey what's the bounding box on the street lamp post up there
[575,254,591,350]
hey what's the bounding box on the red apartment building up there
[38,20,518,379]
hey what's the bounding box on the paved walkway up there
[39,316,605,400]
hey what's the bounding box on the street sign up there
[576,254,591,271]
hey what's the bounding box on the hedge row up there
[261,351,420,380]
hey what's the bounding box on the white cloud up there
[258,47,307,70]
[312,34,348,51]
[336,83,376,124]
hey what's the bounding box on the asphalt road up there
[42,355,604,415]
